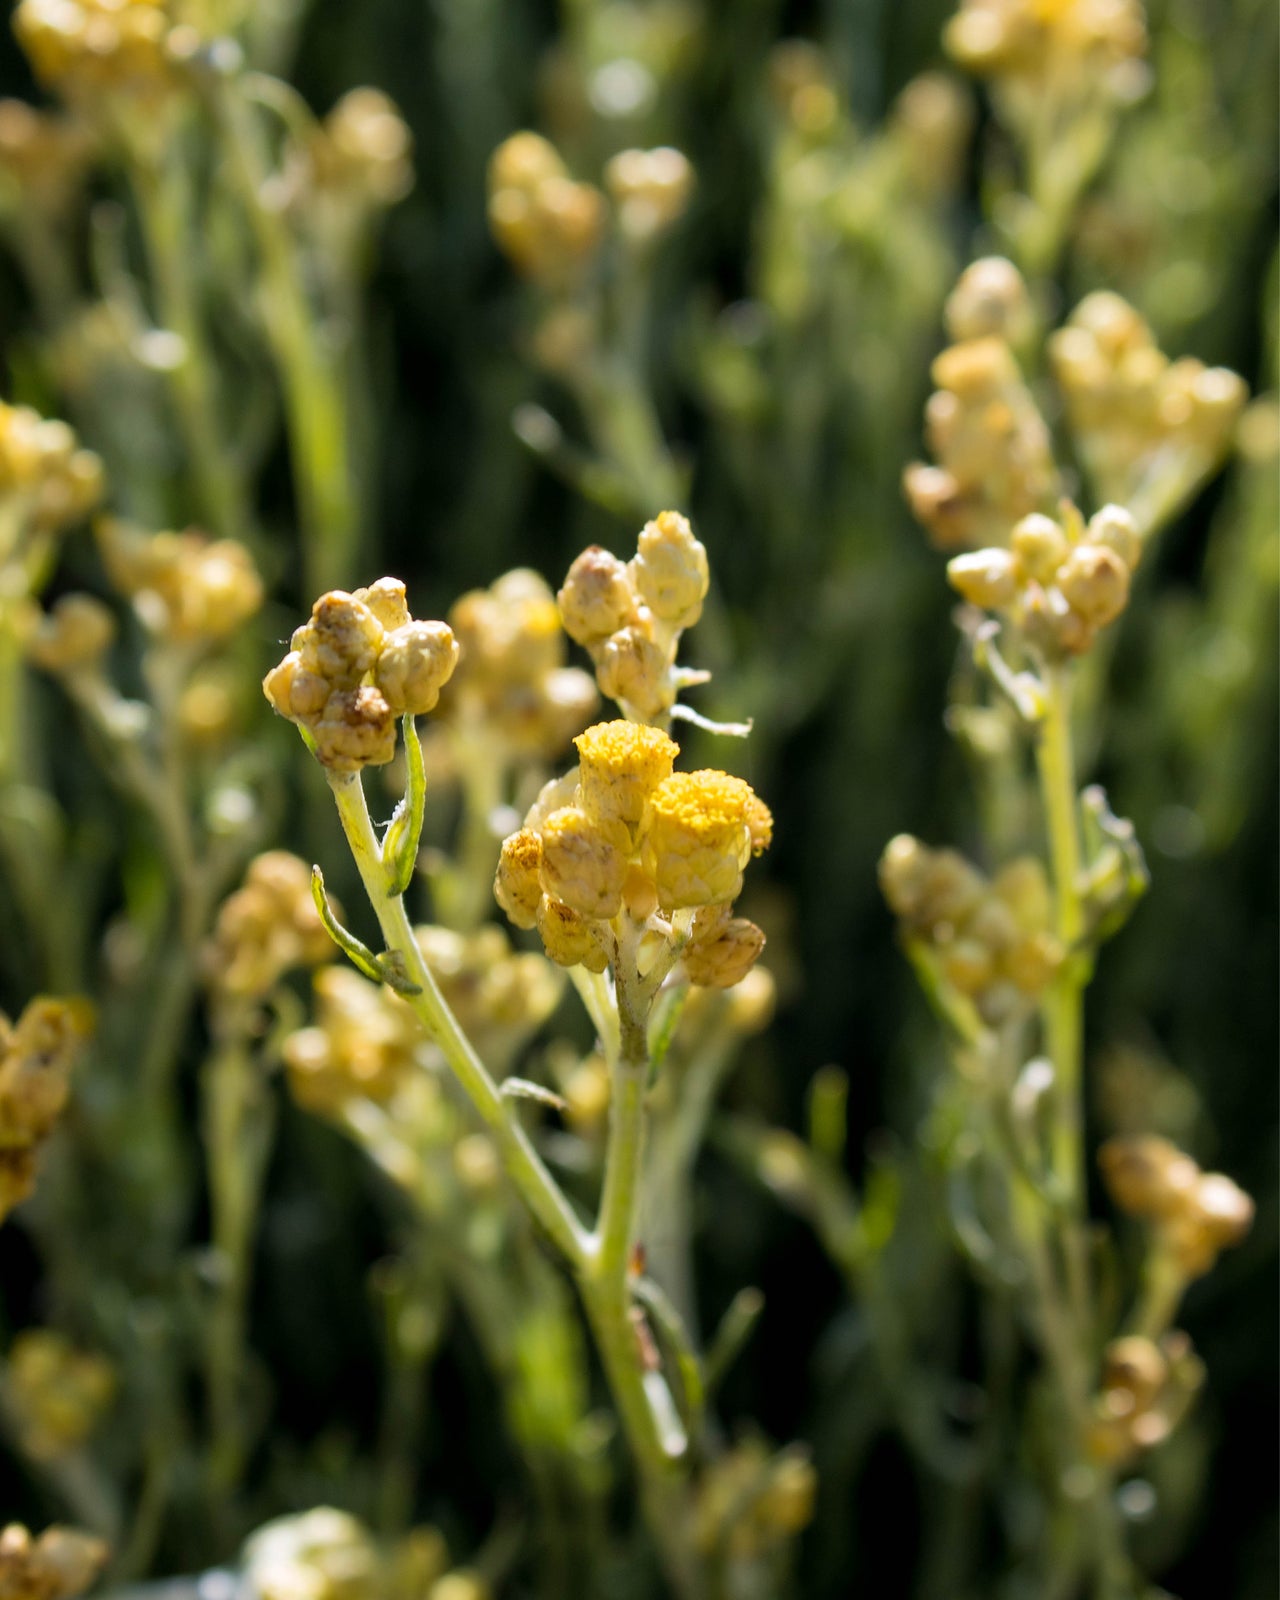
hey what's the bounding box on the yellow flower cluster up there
[14,0,191,103]
[0,100,94,217]
[23,594,116,677]
[0,998,93,1224]
[603,146,694,242]
[441,568,598,759]
[903,337,1058,550]
[495,720,771,985]
[692,1442,817,1562]
[943,256,1031,347]
[263,580,459,774]
[487,132,605,286]
[95,517,264,645]
[0,1525,106,1600]
[1099,1134,1254,1279]
[243,1508,477,1600]
[414,925,563,1069]
[0,399,102,535]
[947,501,1140,657]
[944,0,1146,101]
[557,512,710,722]
[1086,1331,1204,1468]
[880,836,1062,1026]
[205,852,336,1004]
[308,88,414,210]
[3,1330,115,1462]
[283,966,422,1119]
[1049,291,1247,513]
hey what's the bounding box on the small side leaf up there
[311,866,385,983]
[382,714,426,898]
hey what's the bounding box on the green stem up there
[130,145,252,543]
[216,77,358,595]
[329,772,586,1265]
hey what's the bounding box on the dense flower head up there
[414,925,563,1069]
[283,966,424,1118]
[205,852,336,1003]
[264,580,459,773]
[943,256,1031,345]
[903,337,1059,550]
[495,721,770,986]
[0,399,102,534]
[557,513,711,722]
[947,501,1140,656]
[1086,1331,1204,1468]
[1049,291,1247,520]
[944,0,1147,99]
[0,1523,107,1600]
[97,518,263,644]
[0,997,94,1223]
[880,836,1061,1025]
[4,1331,115,1462]
[1099,1135,1254,1279]
[309,87,413,208]
[603,146,695,241]
[440,569,597,758]
[487,131,605,285]
[14,0,194,104]
[24,593,115,675]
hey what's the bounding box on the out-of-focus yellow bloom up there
[24,594,115,676]
[904,337,1059,550]
[0,1523,107,1600]
[0,400,103,535]
[487,132,605,286]
[205,852,336,1003]
[1086,1330,1204,1467]
[283,967,423,1118]
[0,997,93,1224]
[944,0,1146,109]
[603,147,694,242]
[1099,1134,1254,1279]
[15,0,193,106]
[947,502,1141,657]
[944,256,1032,346]
[4,1331,115,1461]
[96,519,263,645]
[308,88,413,210]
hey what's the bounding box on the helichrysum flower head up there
[495,721,771,985]
[97,519,263,645]
[0,1524,107,1600]
[205,852,336,1003]
[309,87,413,209]
[0,400,103,534]
[1086,1331,1204,1467]
[904,337,1059,550]
[1049,291,1247,526]
[440,569,597,758]
[0,997,94,1222]
[947,502,1141,657]
[415,924,562,1069]
[24,594,115,676]
[264,581,458,774]
[14,0,194,107]
[242,1509,380,1600]
[944,0,1147,110]
[5,1331,116,1461]
[603,146,695,242]
[1099,1135,1254,1279]
[880,836,1062,1025]
[487,131,605,286]
[558,514,713,723]
[944,256,1031,345]
[283,966,424,1118]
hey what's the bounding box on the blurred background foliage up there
[0,0,1275,1596]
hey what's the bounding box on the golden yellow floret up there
[642,770,763,910]
[494,829,545,930]
[574,719,679,829]
[538,806,629,920]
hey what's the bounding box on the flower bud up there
[538,806,628,920]
[557,546,636,644]
[375,619,460,715]
[1056,543,1130,628]
[947,547,1020,608]
[494,829,544,930]
[629,510,710,629]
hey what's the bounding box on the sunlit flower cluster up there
[0,399,102,536]
[1099,1134,1254,1279]
[603,146,694,243]
[1049,291,1248,516]
[495,720,770,987]
[14,0,193,104]
[243,1508,478,1600]
[558,512,710,723]
[487,132,605,286]
[944,0,1147,103]
[903,337,1058,550]
[205,852,336,1004]
[97,517,264,645]
[880,836,1062,1025]
[947,501,1141,657]
[307,88,413,210]
[263,579,459,773]
[440,568,598,759]
[1086,1331,1204,1468]
[0,997,93,1223]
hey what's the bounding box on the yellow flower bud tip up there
[299,591,385,686]
[557,545,637,644]
[630,510,710,628]
[1086,505,1142,571]
[488,131,565,195]
[944,256,1029,344]
[535,894,611,973]
[374,619,459,715]
[1056,543,1130,629]
[0,1523,107,1600]
[596,624,674,720]
[353,576,411,632]
[931,337,1020,398]
[538,805,629,920]
[1191,1172,1254,1248]
[574,719,679,828]
[1098,1134,1199,1219]
[682,914,766,988]
[947,547,1020,609]
[1102,1336,1168,1413]
[1011,512,1069,583]
[494,828,544,929]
